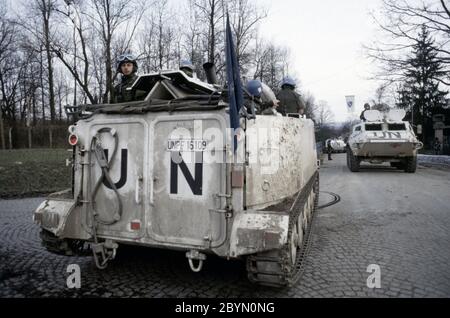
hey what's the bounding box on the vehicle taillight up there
[68,134,78,146]
[130,221,141,231]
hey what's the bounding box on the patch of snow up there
[418,155,450,167]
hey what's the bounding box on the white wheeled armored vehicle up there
[33,69,320,287]
[326,138,347,153]
[347,109,423,173]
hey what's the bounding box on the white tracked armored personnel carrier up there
[347,109,423,173]
[33,68,320,288]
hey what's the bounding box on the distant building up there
[432,108,450,155]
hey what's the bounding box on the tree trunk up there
[73,23,77,106]
[0,101,5,150]
[42,0,56,122]
[8,127,13,149]
[104,2,114,105]
[58,86,62,120]
[158,14,163,70]
[28,127,32,149]
[209,1,216,64]
[39,49,46,122]
[32,90,37,126]
[49,126,53,148]
[105,43,114,104]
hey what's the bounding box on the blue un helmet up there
[180,59,195,77]
[281,76,296,89]
[180,59,194,72]
[116,53,138,73]
[246,79,263,98]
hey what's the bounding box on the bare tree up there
[194,0,228,65]
[0,7,33,123]
[229,0,267,71]
[0,2,45,149]
[366,0,450,85]
[0,1,11,148]
[54,68,71,120]
[315,101,335,127]
[15,0,58,121]
[50,0,147,105]
[37,0,57,122]
[138,0,180,74]
[250,37,291,91]
[138,13,157,73]
[53,0,96,104]
[302,92,318,121]
[87,0,146,103]
[181,0,204,70]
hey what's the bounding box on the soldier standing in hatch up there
[179,59,197,78]
[112,54,146,104]
[276,76,306,117]
[360,103,371,121]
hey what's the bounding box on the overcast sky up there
[258,0,383,122]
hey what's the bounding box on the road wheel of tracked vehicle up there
[302,207,309,235]
[246,214,304,287]
[347,148,360,172]
[290,222,300,266]
[404,156,417,173]
[246,173,318,288]
[297,217,305,249]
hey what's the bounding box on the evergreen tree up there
[398,25,448,145]
[395,82,413,116]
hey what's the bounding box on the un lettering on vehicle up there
[167,140,207,199]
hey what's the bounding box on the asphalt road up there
[1,154,449,298]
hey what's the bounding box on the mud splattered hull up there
[353,140,422,158]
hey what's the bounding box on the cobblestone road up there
[1,154,450,298]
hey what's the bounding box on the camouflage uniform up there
[243,96,277,116]
[276,87,305,116]
[113,74,147,104]
[245,79,277,115]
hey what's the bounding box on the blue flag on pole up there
[225,13,244,152]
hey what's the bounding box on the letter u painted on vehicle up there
[102,149,128,190]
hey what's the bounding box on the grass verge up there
[0,149,72,198]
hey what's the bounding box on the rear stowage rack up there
[64,104,90,121]
[64,97,226,120]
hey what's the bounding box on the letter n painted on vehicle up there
[170,152,203,196]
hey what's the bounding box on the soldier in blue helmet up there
[246,80,263,100]
[112,53,146,104]
[180,59,196,78]
[245,79,280,115]
[276,76,305,117]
